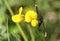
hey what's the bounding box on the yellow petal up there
[19,7,23,14]
[26,10,37,19]
[12,14,24,23]
[31,19,38,27]
[25,16,32,22]
[25,10,38,23]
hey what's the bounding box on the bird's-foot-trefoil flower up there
[25,10,38,27]
[12,7,24,23]
[25,10,38,22]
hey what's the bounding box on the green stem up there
[4,0,28,41]
[16,24,28,41]
[6,18,10,41]
[4,0,14,15]
[27,25,35,41]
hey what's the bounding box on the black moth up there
[35,5,47,37]
[35,5,43,26]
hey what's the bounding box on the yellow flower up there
[25,10,38,22]
[25,16,32,22]
[31,19,38,27]
[12,14,24,23]
[12,7,24,23]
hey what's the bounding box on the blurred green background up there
[0,0,60,41]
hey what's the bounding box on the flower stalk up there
[4,0,28,41]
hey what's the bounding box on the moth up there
[35,5,47,37]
